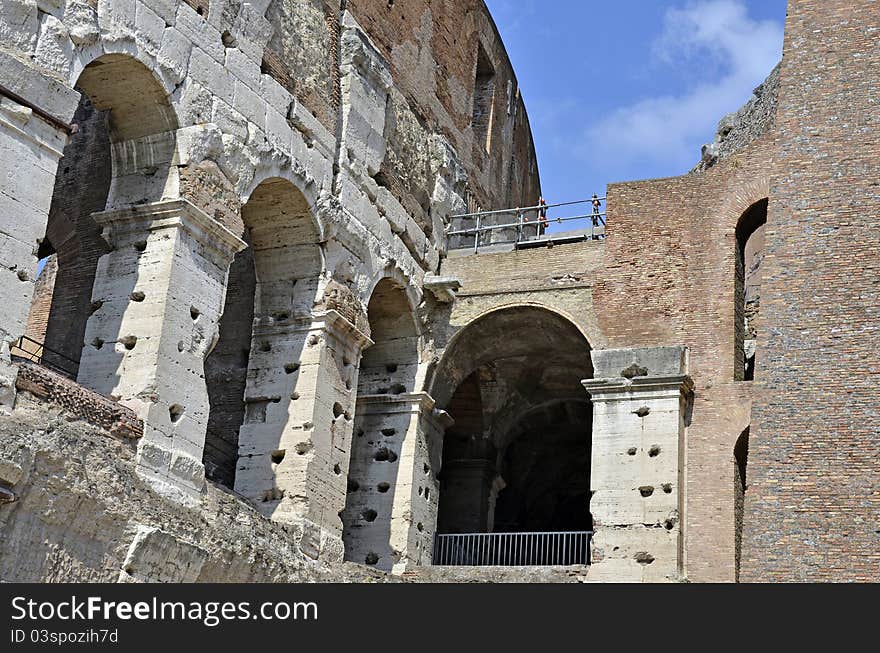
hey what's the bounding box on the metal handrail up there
[9,334,80,379]
[433,530,592,567]
[447,211,607,237]
[450,197,606,220]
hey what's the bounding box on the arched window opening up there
[21,55,177,380]
[735,199,767,381]
[431,306,593,566]
[734,427,750,582]
[204,179,322,491]
[342,278,420,570]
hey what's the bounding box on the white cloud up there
[583,0,783,175]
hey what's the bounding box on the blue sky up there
[485,0,787,211]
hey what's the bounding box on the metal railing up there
[432,531,592,567]
[447,198,607,254]
[9,335,80,379]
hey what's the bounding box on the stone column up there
[78,200,246,505]
[343,392,451,572]
[234,310,372,561]
[582,346,693,582]
[0,75,77,410]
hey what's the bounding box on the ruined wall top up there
[692,62,781,172]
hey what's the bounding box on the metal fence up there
[447,198,607,253]
[432,531,592,567]
[9,335,80,379]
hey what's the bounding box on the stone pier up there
[583,347,693,582]
[234,310,372,560]
[78,199,246,504]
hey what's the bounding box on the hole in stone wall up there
[291,392,300,401]
[635,552,655,565]
[649,445,661,457]
[295,442,312,455]
[221,30,236,48]
[260,341,271,352]
[333,402,345,419]
[424,488,430,501]
[665,518,676,531]
[381,428,396,437]
[639,486,654,497]
[374,447,398,463]
[91,337,104,350]
[178,341,185,352]
[347,479,360,493]
[621,364,648,379]
[365,552,379,565]
[417,522,424,532]
[390,383,406,395]
[130,291,145,302]
[169,404,184,423]
[133,240,147,252]
[627,447,638,456]
[634,406,651,417]
[377,482,390,493]
[89,300,104,314]
[190,306,200,321]
[662,483,673,494]
[333,463,341,475]
[423,463,430,475]
[362,509,377,522]
[386,363,398,373]
[271,449,286,465]
[285,363,300,374]
[120,335,137,351]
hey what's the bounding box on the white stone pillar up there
[0,76,77,409]
[582,346,693,583]
[343,392,451,572]
[234,310,372,560]
[78,200,246,505]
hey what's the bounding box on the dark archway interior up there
[432,307,593,535]
[735,199,767,382]
[734,427,750,582]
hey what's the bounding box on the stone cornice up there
[582,375,695,401]
[91,199,246,267]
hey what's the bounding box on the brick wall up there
[15,361,142,440]
[741,0,880,582]
[28,94,112,366]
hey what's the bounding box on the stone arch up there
[23,54,179,376]
[734,198,768,381]
[342,276,423,570]
[734,426,750,582]
[205,177,323,489]
[430,305,594,543]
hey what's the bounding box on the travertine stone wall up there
[584,347,692,583]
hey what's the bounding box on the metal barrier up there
[447,198,607,253]
[432,531,592,567]
[9,335,80,380]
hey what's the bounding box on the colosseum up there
[0,0,876,583]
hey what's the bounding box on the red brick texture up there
[740,0,880,582]
[15,362,142,440]
[593,137,776,582]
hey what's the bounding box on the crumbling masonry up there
[0,0,877,583]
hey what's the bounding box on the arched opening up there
[342,277,420,570]
[734,427,750,582]
[21,55,177,378]
[430,306,593,565]
[735,199,767,381]
[204,178,322,490]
